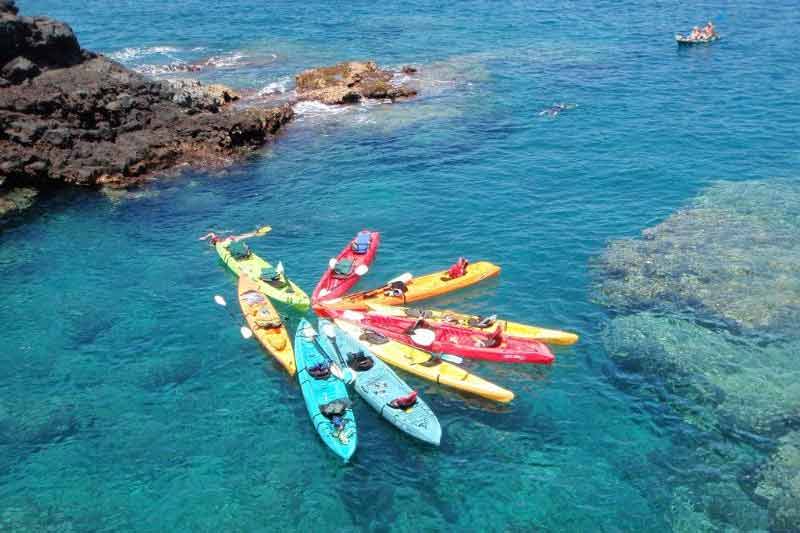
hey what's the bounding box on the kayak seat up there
[383,280,408,298]
[388,391,418,410]
[308,363,332,380]
[347,351,374,371]
[332,259,354,278]
[228,240,252,260]
[360,329,390,345]
[319,399,351,418]
[351,231,372,254]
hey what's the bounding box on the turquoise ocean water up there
[2,0,799,530]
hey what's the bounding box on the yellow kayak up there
[366,303,579,346]
[320,260,501,311]
[215,239,310,311]
[334,320,515,403]
[238,276,296,375]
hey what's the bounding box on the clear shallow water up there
[2,0,799,530]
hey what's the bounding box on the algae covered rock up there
[295,60,417,104]
[755,431,800,532]
[597,180,800,337]
[604,313,800,436]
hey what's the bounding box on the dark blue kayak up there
[294,319,357,462]
[317,319,441,446]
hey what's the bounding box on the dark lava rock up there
[0,4,294,219]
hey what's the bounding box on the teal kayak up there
[294,319,357,462]
[317,319,441,446]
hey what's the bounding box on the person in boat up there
[690,26,703,40]
[702,21,716,38]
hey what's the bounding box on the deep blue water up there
[2,0,799,530]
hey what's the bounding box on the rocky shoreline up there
[0,0,417,220]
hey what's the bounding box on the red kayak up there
[330,309,555,365]
[312,230,380,304]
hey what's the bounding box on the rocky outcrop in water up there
[295,61,417,105]
[0,1,292,218]
[596,179,800,531]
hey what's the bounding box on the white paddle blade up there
[440,353,464,365]
[342,310,365,322]
[318,288,330,298]
[388,272,413,285]
[214,295,227,306]
[322,324,337,338]
[330,363,344,381]
[354,264,369,276]
[240,326,253,339]
[276,261,285,275]
[410,328,435,347]
[328,258,338,269]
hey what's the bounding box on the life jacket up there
[308,363,331,379]
[351,231,372,254]
[360,329,390,345]
[348,351,374,371]
[388,391,418,409]
[447,257,469,279]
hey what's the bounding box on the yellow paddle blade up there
[255,225,272,236]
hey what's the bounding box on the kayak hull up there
[215,240,310,311]
[675,34,720,44]
[330,309,555,364]
[312,231,380,304]
[238,276,296,374]
[295,319,357,462]
[317,260,501,312]
[367,303,579,345]
[335,320,514,403]
[317,319,441,445]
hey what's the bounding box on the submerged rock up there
[604,313,800,437]
[755,431,800,531]
[0,187,36,217]
[295,60,417,104]
[597,180,800,337]
[0,4,293,219]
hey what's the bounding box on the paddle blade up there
[388,272,413,285]
[276,261,285,275]
[440,353,464,365]
[255,225,272,236]
[342,310,365,321]
[328,258,338,269]
[240,326,253,339]
[214,295,227,307]
[410,328,435,347]
[322,324,337,338]
[354,264,369,276]
[330,363,344,381]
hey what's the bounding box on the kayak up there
[312,230,380,304]
[238,275,295,375]
[317,319,441,445]
[317,260,501,312]
[366,303,579,346]
[294,319,357,463]
[676,33,720,44]
[335,320,514,403]
[215,238,310,311]
[330,309,555,365]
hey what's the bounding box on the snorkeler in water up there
[539,103,578,117]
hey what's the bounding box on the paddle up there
[213,295,253,339]
[198,225,272,243]
[302,325,346,381]
[322,323,357,384]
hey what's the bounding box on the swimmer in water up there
[539,103,577,117]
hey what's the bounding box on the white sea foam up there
[109,46,180,62]
[292,100,351,117]
[256,77,292,96]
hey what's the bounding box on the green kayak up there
[214,238,310,311]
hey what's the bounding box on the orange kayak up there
[238,275,295,375]
[317,260,501,312]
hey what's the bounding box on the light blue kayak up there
[294,319,357,462]
[317,319,441,446]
